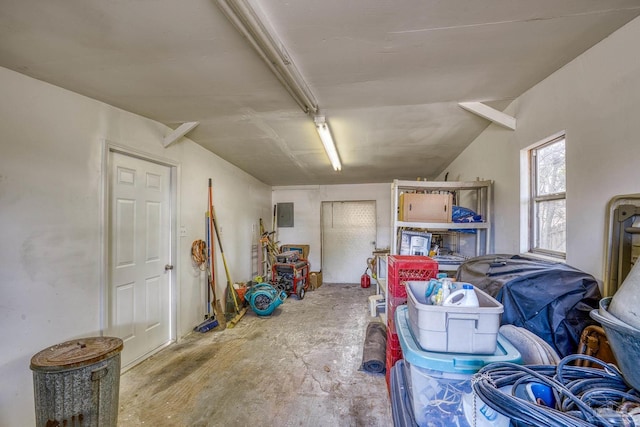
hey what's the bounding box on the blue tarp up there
[451,205,483,234]
[457,255,601,358]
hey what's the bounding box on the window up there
[530,135,566,257]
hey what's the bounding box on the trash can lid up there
[30,337,124,372]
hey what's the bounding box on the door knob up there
[165,264,174,271]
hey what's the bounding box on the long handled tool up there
[257,218,264,279]
[210,180,247,328]
[208,180,226,329]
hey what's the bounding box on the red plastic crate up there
[388,255,438,298]
[386,294,407,334]
[387,331,401,352]
[385,346,403,394]
[387,296,407,334]
[386,333,403,362]
[387,294,407,306]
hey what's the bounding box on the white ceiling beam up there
[458,102,516,130]
[163,121,199,147]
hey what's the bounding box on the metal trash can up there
[30,337,124,427]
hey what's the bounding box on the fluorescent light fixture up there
[217,0,318,115]
[218,0,341,172]
[314,116,341,171]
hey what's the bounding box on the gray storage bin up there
[396,306,519,427]
[407,281,503,354]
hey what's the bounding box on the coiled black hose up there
[471,354,639,427]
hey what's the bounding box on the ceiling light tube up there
[314,116,341,171]
[217,0,318,114]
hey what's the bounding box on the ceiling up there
[1,1,639,186]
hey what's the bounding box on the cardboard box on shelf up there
[309,271,323,290]
[399,193,453,222]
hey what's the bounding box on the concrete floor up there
[118,283,392,426]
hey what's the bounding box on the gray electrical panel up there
[277,202,294,227]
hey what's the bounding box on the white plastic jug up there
[442,283,479,307]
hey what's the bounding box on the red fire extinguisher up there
[361,268,371,288]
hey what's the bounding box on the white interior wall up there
[0,66,271,426]
[437,16,640,282]
[271,184,391,275]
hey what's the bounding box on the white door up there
[107,151,173,367]
[321,201,376,283]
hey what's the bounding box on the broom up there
[210,180,246,328]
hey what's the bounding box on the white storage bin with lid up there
[407,280,503,354]
[395,306,521,427]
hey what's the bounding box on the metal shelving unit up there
[390,179,493,272]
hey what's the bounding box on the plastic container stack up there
[394,306,521,427]
[389,274,520,426]
[385,255,438,391]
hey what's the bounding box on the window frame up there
[529,134,566,259]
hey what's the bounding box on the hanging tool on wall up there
[272,204,278,249]
[258,218,268,280]
[191,237,209,321]
[259,218,280,282]
[256,219,263,280]
[210,179,247,328]
[272,204,277,238]
[192,238,219,332]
